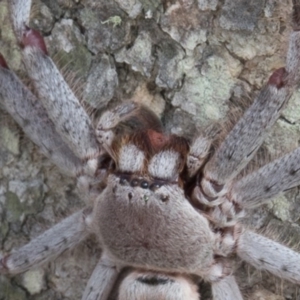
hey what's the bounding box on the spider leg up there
[211,276,243,300]
[231,147,300,208]
[8,0,101,175]
[0,55,82,176]
[0,208,91,275]
[237,230,300,284]
[96,102,164,159]
[195,10,300,203]
[82,252,119,300]
[8,0,31,41]
[187,133,213,178]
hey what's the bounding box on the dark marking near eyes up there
[128,192,133,200]
[130,179,139,187]
[137,276,173,286]
[160,195,169,202]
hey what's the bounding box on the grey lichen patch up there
[213,1,289,62]
[198,0,218,11]
[268,195,290,222]
[240,56,284,88]
[0,275,27,300]
[219,0,264,31]
[79,4,132,54]
[155,40,185,89]
[45,19,92,78]
[0,2,22,70]
[172,47,242,125]
[30,0,55,33]
[47,242,101,299]
[0,126,20,156]
[5,179,45,223]
[129,83,165,117]
[21,269,46,295]
[165,108,199,138]
[5,192,24,223]
[160,2,212,51]
[139,0,161,14]
[211,30,280,61]
[264,0,277,18]
[115,31,154,77]
[83,54,118,109]
[264,121,299,156]
[115,0,142,18]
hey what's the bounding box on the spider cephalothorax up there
[2,0,300,300]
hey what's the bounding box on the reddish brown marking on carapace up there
[0,53,9,69]
[22,27,48,55]
[147,129,170,151]
[268,67,287,89]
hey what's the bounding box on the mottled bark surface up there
[1,0,300,299]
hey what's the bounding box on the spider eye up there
[140,181,149,189]
[130,179,139,187]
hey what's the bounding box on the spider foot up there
[21,26,48,55]
[268,67,287,88]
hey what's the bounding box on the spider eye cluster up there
[117,173,165,191]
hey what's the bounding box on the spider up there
[1,0,300,299]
